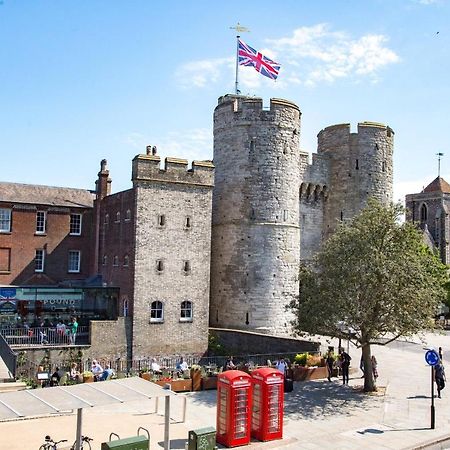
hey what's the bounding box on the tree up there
[289,200,447,392]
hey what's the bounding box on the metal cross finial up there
[437,152,444,177]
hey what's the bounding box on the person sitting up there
[50,367,65,386]
[175,357,189,377]
[224,356,236,371]
[99,365,115,381]
[69,363,81,383]
[91,360,104,381]
[150,357,162,375]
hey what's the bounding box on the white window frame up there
[0,208,11,233]
[113,255,119,267]
[150,300,164,323]
[70,213,82,236]
[123,255,129,267]
[102,255,108,266]
[125,210,131,222]
[35,249,45,273]
[180,300,193,322]
[68,250,81,273]
[115,212,121,223]
[36,211,46,234]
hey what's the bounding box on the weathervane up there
[229,22,250,95]
[437,152,444,177]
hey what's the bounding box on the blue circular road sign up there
[425,350,440,366]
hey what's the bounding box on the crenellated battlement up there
[318,121,394,144]
[215,95,300,130]
[131,153,214,188]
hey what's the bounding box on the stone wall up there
[210,328,320,355]
[131,156,214,358]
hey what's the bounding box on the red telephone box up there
[251,367,284,442]
[216,370,252,448]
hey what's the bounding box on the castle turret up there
[317,122,394,236]
[210,95,301,334]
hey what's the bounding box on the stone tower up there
[405,176,450,264]
[210,95,301,334]
[317,122,394,236]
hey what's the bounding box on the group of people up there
[324,348,377,385]
[91,360,115,381]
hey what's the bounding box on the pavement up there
[1,331,450,449]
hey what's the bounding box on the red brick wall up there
[98,189,136,316]
[0,203,95,285]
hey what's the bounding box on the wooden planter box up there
[139,372,152,381]
[292,366,328,381]
[170,378,192,392]
[201,376,218,390]
[191,370,202,391]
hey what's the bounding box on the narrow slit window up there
[158,215,165,226]
[156,260,164,272]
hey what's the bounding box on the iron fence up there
[0,326,89,347]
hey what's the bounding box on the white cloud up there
[268,24,399,86]
[175,24,399,91]
[174,57,232,89]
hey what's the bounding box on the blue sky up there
[1,0,449,202]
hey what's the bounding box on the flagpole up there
[229,23,249,95]
[235,35,240,95]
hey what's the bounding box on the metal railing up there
[0,333,17,378]
[0,326,90,348]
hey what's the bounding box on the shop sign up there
[0,288,16,300]
[0,300,16,314]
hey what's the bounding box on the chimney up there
[96,159,112,200]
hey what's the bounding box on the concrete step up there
[0,381,27,393]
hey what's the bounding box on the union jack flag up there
[238,39,280,80]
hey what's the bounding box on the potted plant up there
[82,370,94,383]
[201,368,218,390]
[139,368,152,382]
[292,353,328,381]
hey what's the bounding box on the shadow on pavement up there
[283,380,384,420]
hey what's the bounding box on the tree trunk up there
[362,343,376,392]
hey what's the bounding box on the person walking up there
[339,349,351,385]
[434,361,446,398]
[326,350,334,382]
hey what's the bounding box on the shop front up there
[0,286,118,328]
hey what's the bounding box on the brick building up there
[0,182,95,285]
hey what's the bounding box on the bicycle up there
[38,435,67,450]
[70,435,93,450]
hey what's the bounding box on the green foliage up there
[208,333,227,356]
[294,353,308,366]
[289,200,448,390]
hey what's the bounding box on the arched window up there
[125,209,131,221]
[123,255,129,267]
[104,214,109,225]
[115,212,121,223]
[180,301,192,322]
[113,255,119,266]
[150,301,164,323]
[122,298,128,317]
[102,255,108,266]
[420,204,428,223]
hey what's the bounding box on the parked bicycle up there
[70,435,93,450]
[38,435,67,450]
